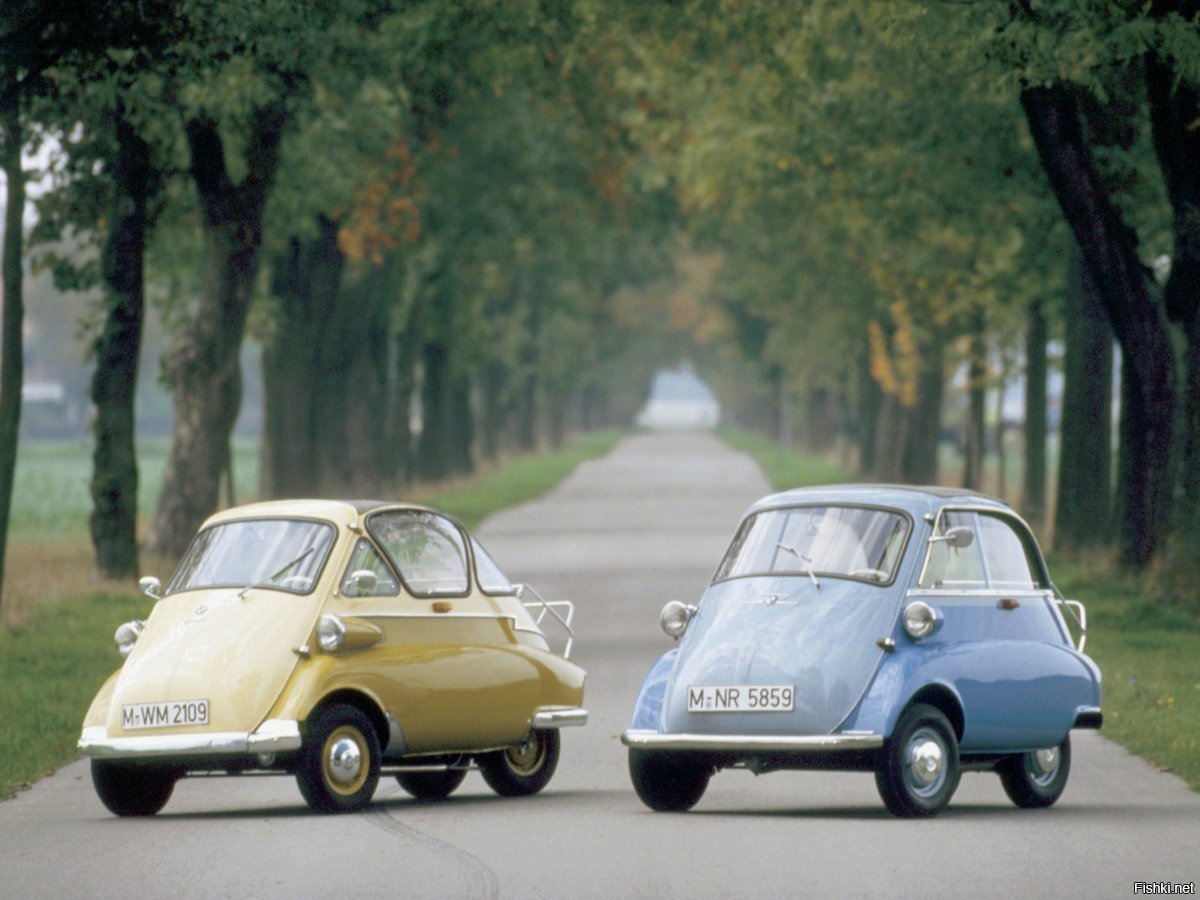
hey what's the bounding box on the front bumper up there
[620,729,883,752]
[78,719,302,760]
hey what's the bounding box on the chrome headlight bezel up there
[317,614,346,652]
[114,620,144,658]
[660,601,696,639]
[903,600,941,640]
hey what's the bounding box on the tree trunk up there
[1055,247,1113,552]
[901,338,943,485]
[1021,84,1176,568]
[149,104,287,560]
[89,108,155,577]
[479,359,509,463]
[416,339,451,482]
[857,336,882,477]
[1146,37,1200,601]
[339,270,392,491]
[390,304,420,486]
[0,85,26,611]
[1022,297,1048,528]
[963,317,987,491]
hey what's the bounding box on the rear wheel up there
[998,736,1071,808]
[477,729,559,797]
[628,749,710,812]
[295,704,381,813]
[396,767,468,801]
[91,760,179,817]
[875,703,960,818]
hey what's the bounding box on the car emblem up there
[749,594,795,606]
[194,605,208,617]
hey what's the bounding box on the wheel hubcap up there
[904,729,946,797]
[324,728,366,794]
[506,733,544,775]
[1027,746,1060,786]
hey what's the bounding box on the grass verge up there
[724,430,1200,792]
[0,430,626,801]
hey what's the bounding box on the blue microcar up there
[621,485,1102,817]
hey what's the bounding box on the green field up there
[0,430,623,800]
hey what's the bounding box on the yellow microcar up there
[79,499,587,815]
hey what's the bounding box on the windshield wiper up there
[238,546,317,600]
[776,542,820,590]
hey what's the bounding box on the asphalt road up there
[2,430,1197,899]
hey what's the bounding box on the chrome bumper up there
[620,729,883,752]
[78,719,303,760]
[532,707,588,729]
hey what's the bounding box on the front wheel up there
[997,736,1071,808]
[628,749,710,812]
[295,704,381,813]
[396,767,468,801]
[91,760,179,816]
[477,729,559,797]
[875,703,960,818]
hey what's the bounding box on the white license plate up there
[687,685,794,713]
[121,699,210,730]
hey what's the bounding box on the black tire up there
[295,704,381,813]
[91,760,178,817]
[875,703,960,818]
[396,767,468,801]
[628,749,710,812]
[997,736,1071,808]
[477,729,559,797]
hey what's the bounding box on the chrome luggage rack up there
[516,583,576,658]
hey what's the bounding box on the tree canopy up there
[3,0,1200,608]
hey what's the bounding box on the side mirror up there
[930,526,974,549]
[138,576,162,600]
[346,569,378,596]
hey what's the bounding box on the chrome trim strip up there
[358,611,519,622]
[619,730,883,752]
[78,719,302,759]
[532,707,588,729]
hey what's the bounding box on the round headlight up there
[660,601,694,639]
[114,620,143,658]
[903,601,939,639]
[317,615,346,652]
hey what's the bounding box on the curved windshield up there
[714,505,909,584]
[168,518,336,595]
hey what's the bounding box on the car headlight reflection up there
[660,601,696,639]
[903,601,941,639]
[114,620,144,658]
[317,614,346,652]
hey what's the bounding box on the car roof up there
[202,498,440,527]
[744,484,1013,520]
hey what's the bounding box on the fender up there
[628,649,680,732]
[847,639,1101,752]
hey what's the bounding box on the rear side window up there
[367,510,469,596]
[920,510,1040,591]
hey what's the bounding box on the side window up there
[472,538,517,595]
[368,510,470,596]
[977,514,1040,590]
[920,510,1042,591]
[340,539,400,597]
[920,511,985,589]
